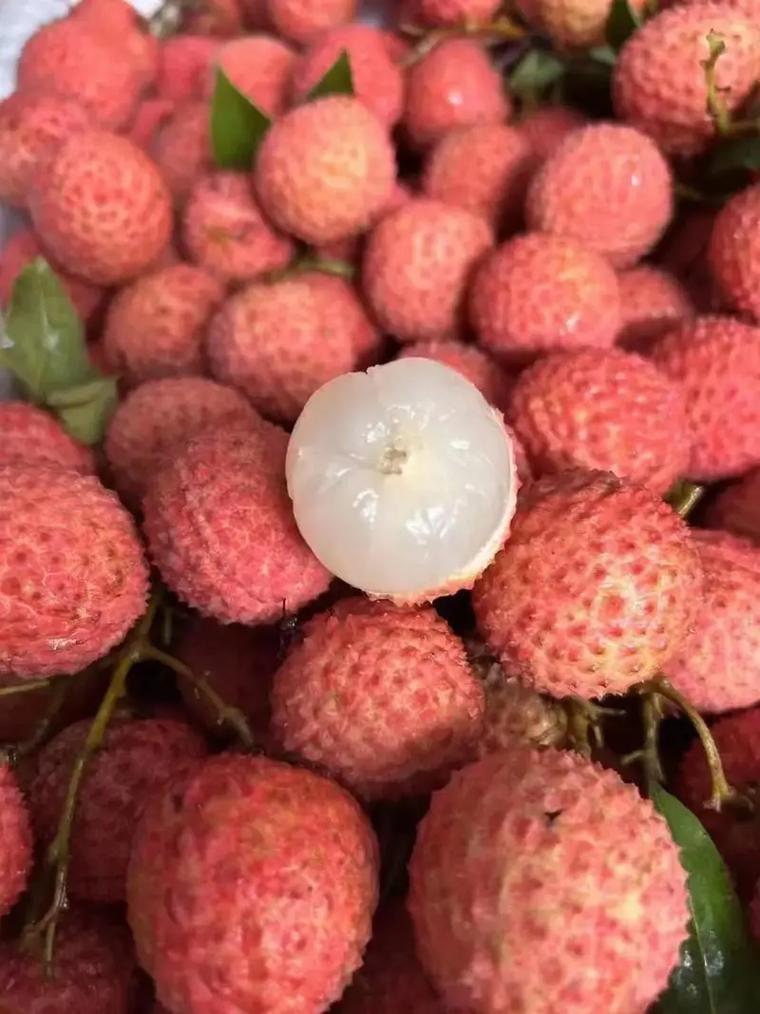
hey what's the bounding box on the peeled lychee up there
[707,468,760,544]
[212,35,296,115]
[0,763,32,918]
[127,754,378,1013]
[616,264,694,352]
[518,104,587,166]
[151,101,211,204]
[708,182,760,322]
[0,402,94,475]
[419,0,502,24]
[397,340,512,409]
[156,35,220,103]
[266,0,358,44]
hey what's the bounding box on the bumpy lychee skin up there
[30,131,173,286]
[652,316,760,481]
[105,377,260,503]
[613,3,760,156]
[271,598,485,800]
[151,100,211,204]
[419,0,501,24]
[518,104,587,166]
[30,719,207,903]
[255,96,396,245]
[535,0,646,48]
[0,763,32,918]
[708,182,760,321]
[363,198,493,343]
[127,754,378,1014]
[144,426,331,624]
[422,123,532,229]
[182,171,295,283]
[409,748,689,1014]
[0,402,94,475]
[183,0,244,34]
[0,466,149,680]
[526,123,673,268]
[156,35,220,102]
[707,468,760,544]
[470,232,620,362]
[616,264,694,352]
[208,273,379,421]
[267,0,358,44]
[404,39,510,149]
[472,470,703,699]
[398,340,512,409]
[72,0,159,89]
[213,35,295,115]
[508,348,691,494]
[103,264,224,386]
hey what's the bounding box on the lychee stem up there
[0,677,57,698]
[665,480,705,519]
[702,31,732,137]
[564,698,624,756]
[5,678,71,765]
[623,691,665,792]
[400,16,526,64]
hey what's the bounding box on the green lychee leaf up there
[211,67,271,170]
[606,0,643,49]
[509,50,566,101]
[652,785,760,1013]
[707,134,760,177]
[46,376,119,446]
[306,51,355,102]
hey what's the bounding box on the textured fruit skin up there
[526,123,673,268]
[658,207,721,313]
[0,465,149,679]
[30,131,173,286]
[156,35,220,103]
[419,0,501,23]
[616,264,694,352]
[518,105,587,166]
[473,664,569,757]
[470,232,620,362]
[535,0,645,48]
[255,96,396,245]
[363,198,492,343]
[208,272,379,421]
[72,0,159,88]
[404,39,510,149]
[213,35,295,114]
[398,340,512,409]
[271,598,485,800]
[422,123,532,229]
[0,402,94,475]
[707,467,760,544]
[409,748,688,1014]
[103,264,224,386]
[0,763,32,918]
[128,97,175,149]
[182,171,295,283]
[105,377,260,504]
[676,706,760,898]
[144,426,331,624]
[708,183,760,321]
[508,348,691,494]
[183,0,244,34]
[127,754,378,1014]
[472,470,703,699]
[613,3,760,156]
[151,101,211,204]
[652,316,760,481]
[267,0,358,44]
[30,719,207,903]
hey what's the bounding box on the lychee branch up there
[564,698,624,756]
[400,15,526,64]
[665,480,705,519]
[623,691,665,791]
[0,677,57,698]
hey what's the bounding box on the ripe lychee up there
[419,0,502,24]
[518,104,587,166]
[156,35,220,103]
[526,123,673,268]
[72,0,159,89]
[535,0,646,49]
[708,182,760,321]
[0,763,32,918]
[403,39,510,149]
[266,0,358,44]
[255,96,396,245]
[616,264,694,352]
[183,0,244,34]
[127,754,378,1013]
[362,198,492,343]
[652,315,760,481]
[212,35,296,115]
[658,207,721,312]
[408,748,688,1014]
[29,131,173,286]
[472,470,703,699]
[128,97,176,149]
[470,232,620,362]
[103,264,224,386]
[707,468,760,544]
[0,402,95,475]
[241,0,272,27]
[286,358,518,603]
[507,348,691,494]
[151,101,211,204]
[397,340,512,409]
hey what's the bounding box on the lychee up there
[418,0,502,24]
[127,754,378,1013]
[156,35,220,103]
[708,182,760,322]
[535,0,646,48]
[0,402,95,475]
[183,0,244,35]
[0,763,32,918]
[72,0,159,89]
[397,339,513,410]
[212,35,296,115]
[408,748,688,1014]
[266,0,359,44]
[707,467,760,544]
[472,470,703,699]
[128,97,176,149]
[518,104,587,166]
[616,264,694,352]
[658,207,721,312]
[151,101,211,205]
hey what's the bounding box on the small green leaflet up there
[46,376,119,446]
[606,0,643,49]
[306,51,354,101]
[509,50,566,102]
[652,786,760,1013]
[211,68,271,170]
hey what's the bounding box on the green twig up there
[665,480,705,519]
[623,691,665,793]
[0,677,57,698]
[702,32,732,136]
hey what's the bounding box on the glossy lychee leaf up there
[306,51,355,102]
[508,50,565,102]
[211,68,271,170]
[46,376,119,446]
[652,785,760,1013]
[606,0,643,49]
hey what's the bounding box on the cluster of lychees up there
[1,0,760,1010]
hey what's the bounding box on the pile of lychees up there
[2,0,760,1010]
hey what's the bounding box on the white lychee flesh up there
[286,358,518,603]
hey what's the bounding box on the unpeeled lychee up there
[708,182,760,321]
[616,264,694,352]
[707,468,760,544]
[72,0,159,89]
[419,0,501,24]
[0,763,32,918]
[535,0,646,48]
[183,0,244,34]
[266,0,358,44]
[517,104,587,166]
[0,402,94,475]
[127,754,378,1014]
[212,35,296,115]
[398,340,512,410]
[151,101,211,204]
[156,35,220,103]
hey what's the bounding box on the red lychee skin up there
[183,0,244,35]
[72,0,159,89]
[652,315,760,481]
[267,0,359,44]
[398,339,513,411]
[613,3,760,157]
[156,35,220,103]
[657,207,722,313]
[103,264,224,386]
[0,465,149,679]
[17,17,141,131]
[526,123,673,268]
[151,101,211,205]
[271,598,485,800]
[143,426,331,624]
[255,96,396,245]
[313,180,414,266]
[616,264,694,352]
[708,183,760,322]
[403,39,511,150]
[211,35,296,115]
[208,272,379,421]
[128,98,176,149]
[422,123,533,230]
[291,25,405,128]
[29,131,172,287]
[419,0,502,24]
[409,748,689,1014]
[0,91,89,207]
[535,0,646,48]
[241,0,272,27]
[472,470,703,699]
[363,198,493,343]
[182,171,295,284]
[517,104,587,165]
[0,763,32,918]
[30,718,207,903]
[508,348,691,494]
[707,468,760,544]
[127,754,378,1014]
[0,402,95,475]
[470,232,620,363]
[105,377,260,504]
